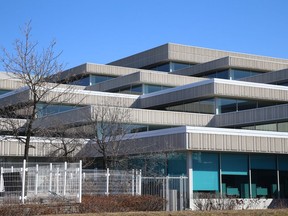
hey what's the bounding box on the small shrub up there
[79,195,165,213]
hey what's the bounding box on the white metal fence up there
[82,169,188,211]
[141,176,189,211]
[82,169,141,195]
[0,160,82,204]
[0,160,188,211]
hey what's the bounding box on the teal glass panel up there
[251,155,276,170]
[193,153,219,191]
[216,70,230,79]
[279,155,288,171]
[221,154,248,175]
[90,75,114,85]
[170,62,192,71]
[36,103,79,117]
[167,153,186,176]
[237,99,257,111]
[217,98,236,113]
[131,85,143,94]
[69,75,90,86]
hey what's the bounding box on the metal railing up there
[0,161,188,211]
[142,176,189,211]
[82,169,141,195]
[0,160,82,204]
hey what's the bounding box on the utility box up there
[169,190,178,211]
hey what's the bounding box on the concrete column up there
[187,151,193,209]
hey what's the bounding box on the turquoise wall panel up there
[193,153,219,191]
[221,154,248,175]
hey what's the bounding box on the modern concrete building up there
[1,43,288,203]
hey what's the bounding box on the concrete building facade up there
[1,43,288,203]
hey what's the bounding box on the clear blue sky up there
[1,0,288,70]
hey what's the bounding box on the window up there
[36,103,80,118]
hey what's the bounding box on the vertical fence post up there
[166,176,169,211]
[56,167,59,194]
[11,166,14,173]
[0,167,3,193]
[180,176,184,210]
[49,163,52,192]
[79,160,82,203]
[63,162,67,196]
[106,168,110,196]
[21,159,26,204]
[138,170,142,195]
[35,164,38,195]
[132,169,135,196]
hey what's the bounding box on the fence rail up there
[0,160,188,211]
[142,176,189,211]
[0,160,82,204]
[82,169,141,196]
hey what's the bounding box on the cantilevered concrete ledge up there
[214,103,288,128]
[172,56,288,77]
[33,105,214,129]
[109,43,288,69]
[82,126,288,157]
[240,68,288,84]
[85,70,207,92]
[140,79,288,108]
[0,85,139,109]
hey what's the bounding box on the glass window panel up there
[131,85,143,94]
[255,123,277,131]
[242,125,256,130]
[221,154,248,175]
[251,169,277,198]
[237,99,257,111]
[278,122,288,132]
[205,73,217,78]
[166,104,186,112]
[149,63,170,72]
[184,101,200,113]
[90,75,114,85]
[167,153,186,176]
[199,99,215,114]
[171,62,192,71]
[36,103,79,118]
[257,101,277,108]
[216,70,230,79]
[165,99,214,114]
[143,84,162,94]
[69,75,90,86]
[193,152,219,191]
[217,98,236,114]
[230,69,262,80]
[279,155,288,171]
[231,69,251,80]
[251,155,276,170]
[278,82,288,86]
[118,87,131,94]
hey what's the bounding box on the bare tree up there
[0,21,73,161]
[42,122,86,162]
[81,104,134,169]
